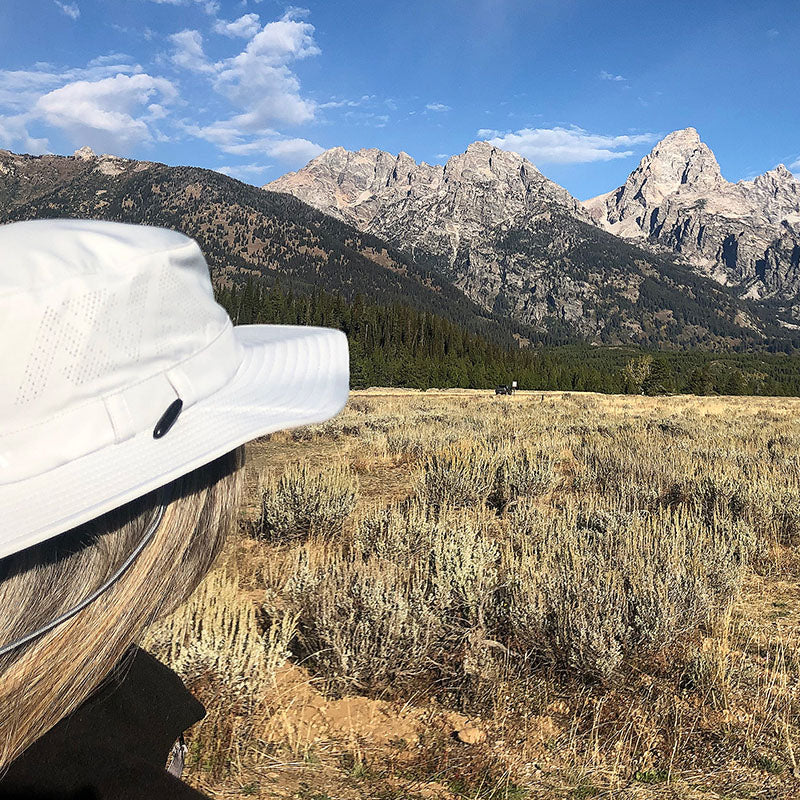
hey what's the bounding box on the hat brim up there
[0,325,349,560]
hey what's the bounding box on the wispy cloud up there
[319,95,373,109]
[213,13,261,38]
[0,114,49,154]
[145,0,220,14]
[426,102,451,112]
[482,126,656,164]
[599,70,626,82]
[215,162,272,181]
[54,1,80,19]
[202,134,323,162]
[170,30,216,73]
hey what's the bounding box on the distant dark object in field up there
[495,384,515,395]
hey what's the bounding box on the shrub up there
[385,425,461,461]
[491,442,556,511]
[272,504,501,694]
[662,474,748,524]
[502,504,751,680]
[254,461,358,543]
[768,486,800,546]
[145,566,295,778]
[416,441,500,508]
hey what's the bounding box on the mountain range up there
[2,128,800,351]
[0,146,510,343]
[267,131,800,347]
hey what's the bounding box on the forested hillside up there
[222,278,800,395]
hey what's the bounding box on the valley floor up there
[147,390,800,799]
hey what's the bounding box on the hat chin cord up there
[0,502,167,659]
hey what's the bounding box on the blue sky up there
[0,0,797,199]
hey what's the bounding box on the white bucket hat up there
[0,219,349,560]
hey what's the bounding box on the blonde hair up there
[0,447,245,770]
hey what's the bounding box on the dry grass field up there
[146,390,800,799]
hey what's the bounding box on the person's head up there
[0,220,348,769]
[0,448,243,767]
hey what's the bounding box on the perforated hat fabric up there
[0,219,349,559]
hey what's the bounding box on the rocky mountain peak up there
[583,128,800,299]
[660,126,701,146]
[636,128,723,196]
[583,129,724,236]
[752,163,798,190]
[463,140,497,158]
[73,146,97,160]
[445,140,543,185]
[265,141,586,260]
[772,164,793,179]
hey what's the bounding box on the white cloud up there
[200,130,323,162]
[599,70,626,82]
[282,6,310,19]
[54,1,80,19]
[170,30,215,73]
[34,73,177,154]
[790,157,800,170]
[215,162,271,180]
[213,13,261,38]
[1,8,321,166]
[0,57,154,154]
[0,114,49,154]
[146,0,220,14]
[211,136,323,180]
[88,53,132,67]
[426,102,451,112]
[192,9,320,143]
[483,126,655,164]
[0,60,141,112]
[169,9,319,136]
[320,94,372,109]
[262,137,323,162]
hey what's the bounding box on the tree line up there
[217,279,800,396]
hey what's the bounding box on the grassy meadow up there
[146,390,800,799]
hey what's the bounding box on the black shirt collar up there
[1,647,208,799]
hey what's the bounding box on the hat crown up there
[0,220,237,483]
[0,219,194,293]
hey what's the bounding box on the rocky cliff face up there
[266,141,590,264]
[265,141,784,346]
[584,128,800,299]
[264,142,606,332]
